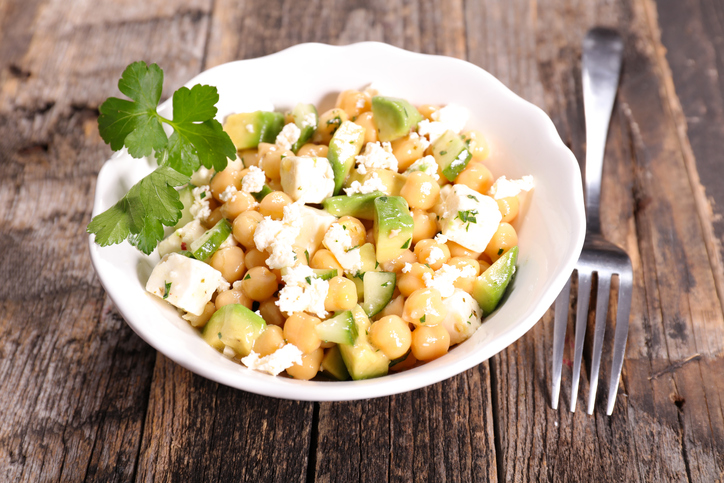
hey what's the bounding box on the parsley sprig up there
[87,62,237,254]
[456,209,478,232]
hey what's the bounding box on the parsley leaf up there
[163,281,172,299]
[420,315,426,323]
[401,238,411,249]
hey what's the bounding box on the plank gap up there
[306,402,320,483]
[488,355,504,481]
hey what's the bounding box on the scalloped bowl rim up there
[89,42,585,401]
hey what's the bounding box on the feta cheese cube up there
[323,222,363,274]
[241,344,304,376]
[158,219,207,258]
[280,155,335,203]
[242,165,266,193]
[146,253,228,316]
[440,289,482,345]
[294,206,337,256]
[275,123,302,151]
[439,184,501,252]
[355,142,398,175]
[487,175,534,199]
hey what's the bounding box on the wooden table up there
[2,0,723,481]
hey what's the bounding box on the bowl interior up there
[89,42,585,401]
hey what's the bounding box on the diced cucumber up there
[315,310,357,345]
[291,103,318,153]
[321,345,350,381]
[173,186,195,229]
[250,184,272,202]
[322,191,384,220]
[201,304,266,356]
[189,218,232,260]
[371,96,423,142]
[359,243,378,273]
[328,121,366,194]
[361,271,396,317]
[223,111,285,149]
[338,306,389,380]
[472,246,518,316]
[432,130,473,182]
[373,196,414,264]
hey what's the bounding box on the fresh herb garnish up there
[456,209,478,231]
[244,273,251,280]
[304,249,310,264]
[420,315,426,323]
[440,150,447,155]
[467,195,478,201]
[87,62,236,254]
[305,276,312,285]
[498,247,504,255]
[163,281,172,299]
[401,238,411,249]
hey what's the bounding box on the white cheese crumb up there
[275,123,302,150]
[405,155,440,180]
[242,165,266,193]
[219,185,238,203]
[190,185,212,221]
[190,166,214,186]
[430,104,469,133]
[427,246,445,265]
[255,310,262,317]
[355,142,398,175]
[276,264,329,318]
[241,344,304,376]
[417,120,449,144]
[253,201,304,269]
[323,223,363,274]
[487,175,535,200]
[301,112,317,129]
[434,233,448,244]
[223,345,237,359]
[422,263,477,298]
[343,172,387,196]
[409,131,431,151]
[389,228,401,239]
[402,262,413,274]
[420,181,434,196]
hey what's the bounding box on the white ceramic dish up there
[89,42,585,401]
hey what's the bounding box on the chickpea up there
[268,178,283,192]
[353,111,378,144]
[412,209,438,244]
[380,249,417,273]
[205,206,223,228]
[414,239,450,270]
[402,287,447,326]
[447,257,480,293]
[297,144,329,157]
[392,134,430,171]
[314,108,348,144]
[220,190,257,220]
[335,89,371,119]
[209,246,246,283]
[241,266,278,301]
[325,276,358,312]
[286,347,324,380]
[398,263,434,297]
[283,313,322,353]
[484,222,518,262]
[411,325,450,361]
[259,191,292,220]
[233,210,264,249]
[455,161,493,194]
[462,130,489,161]
[245,248,269,269]
[479,259,491,272]
[310,249,344,273]
[496,196,520,223]
[210,168,243,201]
[292,246,309,266]
[369,315,412,360]
[400,172,440,210]
[183,301,216,328]
[215,289,253,310]
[374,294,405,320]
[259,144,293,180]
[259,297,286,327]
[446,240,482,259]
[338,216,366,247]
[417,104,439,121]
[252,325,285,356]
[239,148,260,168]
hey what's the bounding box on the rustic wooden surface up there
[1,0,723,481]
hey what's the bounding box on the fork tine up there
[587,273,610,414]
[551,276,572,410]
[570,271,592,412]
[607,268,633,415]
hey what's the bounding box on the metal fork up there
[551,28,632,415]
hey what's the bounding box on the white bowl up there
[89,42,585,401]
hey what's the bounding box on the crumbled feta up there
[344,172,387,196]
[409,131,431,151]
[219,185,238,202]
[275,123,302,151]
[242,165,266,193]
[427,246,445,265]
[323,223,363,274]
[158,219,207,257]
[219,233,238,250]
[389,228,401,239]
[190,166,214,186]
[417,120,449,144]
[422,263,477,298]
[330,121,365,165]
[223,345,237,359]
[439,184,502,252]
[401,262,413,274]
[355,142,398,175]
[146,253,229,316]
[405,155,440,180]
[434,233,448,244]
[440,289,482,345]
[241,344,304,376]
[420,181,434,196]
[280,155,335,203]
[190,185,212,221]
[487,175,535,200]
[301,112,317,129]
[253,201,304,269]
[226,156,244,171]
[431,104,469,133]
[276,264,329,318]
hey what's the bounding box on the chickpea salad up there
[141,87,532,381]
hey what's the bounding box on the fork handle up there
[582,28,624,234]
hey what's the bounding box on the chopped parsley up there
[420,315,426,324]
[381,281,391,287]
[440,150,447,155]
[244,273,251,280]
[217,332,222,340]
[467,194,479,201]
[304,249,310,264]
[498,247,504,255]
[163,281,172,299]
[200,191,206,199]
[305,276,312,285]
[456,209,478,231]
[401,238,411,249]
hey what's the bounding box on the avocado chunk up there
[327,121,366,194]
[344,168,407,196]
[322,191,384,220]
[201,304,266,356]
[321,345,350,381]
[432,130,473,182]
[361,271,396,317]
[373,196,414,264]
[371,96,423,142]
[472,246,518,316]
[290,103,318,153]
[338,305,389,380]
[223,111,285,150]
